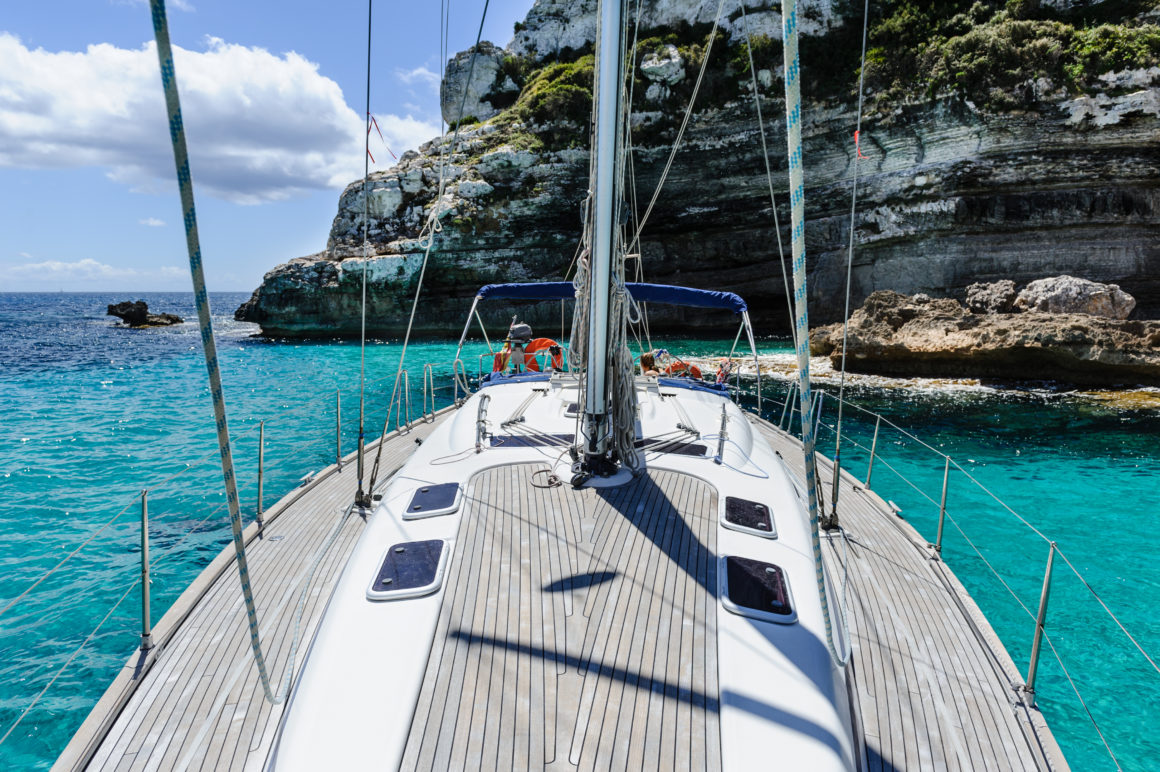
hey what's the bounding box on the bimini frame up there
[453,281,763,412]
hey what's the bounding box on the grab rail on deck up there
[2,363,1153,771]
[768,379,1155,769]
[0,358,483,753]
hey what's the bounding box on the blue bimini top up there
[475,281,747,315]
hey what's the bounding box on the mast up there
[581,0,626,470]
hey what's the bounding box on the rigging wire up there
[624,0,727,258]
[737,1,796,352]
[0,579,140,748]
[356,0,374,507]
[829,0,871,522]
[366,0,492,493]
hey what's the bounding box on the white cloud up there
[0,257,187,289]
[0,34,440,203]
[18,251,32,258]
[6,258,138,280]
[396,66,440,88]
[140,217,166,226]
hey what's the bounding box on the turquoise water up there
[1,292,1157,769]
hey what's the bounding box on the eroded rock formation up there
[814,289,1160,386]
[1013,275,1136,318]
[237,0,1160,337]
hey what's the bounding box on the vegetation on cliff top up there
[865,0,1160,108]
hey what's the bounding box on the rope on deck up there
[780,0,846,667]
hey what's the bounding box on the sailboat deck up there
[58,405,1065,771]
[750,416,1064,772]
[401,465,720,771]
[55,412,453,772]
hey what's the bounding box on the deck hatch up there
[489,433,574,448]
[720,556,797,624]
[722,496,777,538]
[367,539,449,601]
[402,482,460,519]
[635,437,708,457]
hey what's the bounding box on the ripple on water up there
[2,296,1158,770]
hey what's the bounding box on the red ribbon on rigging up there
[367,114,398,162]
[854,129,867,160]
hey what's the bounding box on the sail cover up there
[476,282,747,314]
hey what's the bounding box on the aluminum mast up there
[581,0,626,470]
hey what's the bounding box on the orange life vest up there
[493,338,563,373]
[664,361,702,380]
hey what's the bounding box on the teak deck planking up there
[58,406,1066,771]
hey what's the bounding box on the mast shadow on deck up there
[445,630,850,758]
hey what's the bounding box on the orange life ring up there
[492,338,563,373]
[664,361,702,380]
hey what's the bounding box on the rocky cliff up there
[236,0,1160,337]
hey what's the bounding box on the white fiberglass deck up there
[58,384,1065,771]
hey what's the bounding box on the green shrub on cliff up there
[922,18,1073,104]
[515,55,594,142]
[864,0,1160,107]
[730,34,781,77]
[1067,23,1160,81]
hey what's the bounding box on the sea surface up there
[1,292,1156,770]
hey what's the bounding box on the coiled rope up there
[779,0,845,667]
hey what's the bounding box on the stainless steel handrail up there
[790,379,1157,766]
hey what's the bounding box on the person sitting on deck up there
[492,322,563,373]
[639,352,660,376]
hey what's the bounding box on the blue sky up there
[0,0,534,292]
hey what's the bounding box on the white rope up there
[149,0,277,700]
[779,0,844,667]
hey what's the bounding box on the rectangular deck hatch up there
[722,496,777,538]
[402,482,460,520]
[635,437,708,457]
[720,556,797,624]
[367,539,450,601]
[489,433,574,448]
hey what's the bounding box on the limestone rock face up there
[510,0,842,60]
[238,1,1160,338]
[1013,275,1137,319]
[440,42,516,125]
[829,290,1160,386]
[641,44,685,85]
[966,280,1018,314]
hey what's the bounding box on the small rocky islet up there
[233,0,1159,387]
[107,300,184,328]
